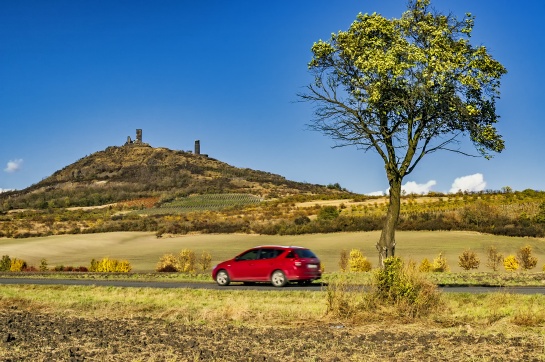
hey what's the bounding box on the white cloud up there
[0,188,14,193]
[366,190,385,196]
[402,180,436,195]
[4,159,23,173]
[449,173,486,193]
[366,180,436,196]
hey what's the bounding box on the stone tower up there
[136,129,142,143]
[194,140,200,155]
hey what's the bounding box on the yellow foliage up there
[503,255,519,272]
[198,251,212,272]
[178,249,196,274]
[9,258,27,272]
[418,258,432,272]
[156,253,179,272]
[90,257,132,273]
[348,249,372,272]
[432,253,449,272]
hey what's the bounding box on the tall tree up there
[300,0,506,265]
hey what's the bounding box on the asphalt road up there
[1,278,544,294]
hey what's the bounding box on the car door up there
[253,248,282,281]
[228,248,260,280]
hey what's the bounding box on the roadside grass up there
[1,231,545,273]
[1,284,545,334]
[0,285,326,324]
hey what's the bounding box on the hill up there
[0,144,349,210]
[1,144,545,240]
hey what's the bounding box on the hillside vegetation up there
[0,144,346,210]
[1,145,545,239]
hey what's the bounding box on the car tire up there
[271,270,287,287]
[215,270,230,286]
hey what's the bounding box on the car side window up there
[259,248,281,259]
[294,249,317,258]
[238,249,260,261]
[285,251,295,259]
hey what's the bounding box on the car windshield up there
[294,249,317,258]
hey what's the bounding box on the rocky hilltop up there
[1,144,345,210]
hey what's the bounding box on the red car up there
[212,245,322,287]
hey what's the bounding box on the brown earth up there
[1,308,543,361]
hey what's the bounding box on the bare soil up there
[1,308,543,361]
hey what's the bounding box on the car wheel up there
[215,270,230,286]
[271,270,287,287]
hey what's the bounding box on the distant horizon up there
[1,134,541,196]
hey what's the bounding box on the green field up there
[1,231,544,272]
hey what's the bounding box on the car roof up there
[251,245,307,250]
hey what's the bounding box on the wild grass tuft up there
[326,256,442,322]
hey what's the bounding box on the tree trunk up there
[376,177,402,267]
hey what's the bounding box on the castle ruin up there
[125,129,145,146]
[124,129,207,156]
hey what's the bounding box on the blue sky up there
[1,0,544,195]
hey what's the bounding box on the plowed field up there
[1,308,542,361]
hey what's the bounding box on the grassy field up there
[1,231,545,272]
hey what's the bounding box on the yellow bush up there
[198,251,212,272]
[116,260,132,273]
[503,255,519,271]
[9,258,27,272]
[432,252,449,272]
[418,258,432,272]
[178,249,196,273]
[90,257,132,273]
[348,249,372,272]
[156,253,179,272]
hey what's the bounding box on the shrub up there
[0,255,11,271]
[503,255,519,271]
[10,258,27,272]
[517,245,538,270]
[89,257,132,272]
[432,252,449,272]
[418,258,432,272]
[348,249,372,272]
[458,249,480,270]
[39,258,48,272]
[156,253,179,272]
[293,215,311,225]
[339,249,349,272]
[178,249,196,273]
[198,251,212,272]
[372,257,441,317]
[317,206,339,221]
[486,246,503,272]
